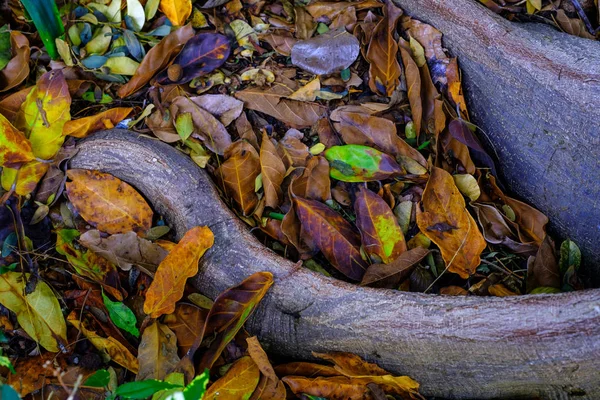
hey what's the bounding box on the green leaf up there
[82,91,113,104]
[114,380,183,399]
[182,369,210,400]
[529,286,562,294]
[559,239,581,276]
[102,291,140,337]
[175,112,193,141]
[20,0,64,59]
[0,25,12,70]
[324,145,404,182]
[0,262,17,274]
[152,372,185,400]
[0,354,15,374]
[84,369,110,387]
[0,383,21,400]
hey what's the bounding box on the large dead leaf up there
[1,160,49,195]
[360,247,429,287]
[66,169,153,235]
[189,94,243,127]
[63,108,133,138]
[294,196,368,280]
[260,131,286,208]
[143,226,214,318]
[274,362,340,378]
[160,0,192,26]
[117,25,195,98]
[0,87,32,123]
[416,167,486,278]
[7,353,66,397]
[282,375,420,399]
[291,29,359,75]
[0,272,66,352]
[306,0,382,20]
[365,0,403,96]
[216,140,261,215]
[164,303,207,357]
[235,85,327,129]
[0,32,30,92]
[354,186,406,263]
[204,356,260,400]
[260,31,297,56]
[136,321,180,381]
[0,112,34,168]
[313,352,388,376]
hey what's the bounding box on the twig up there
[570,0,599,35]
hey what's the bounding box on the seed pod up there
[167,64,183,82]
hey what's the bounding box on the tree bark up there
[70,131,600,399]
[392,0,600,285]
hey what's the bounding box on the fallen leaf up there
[0,272,66,352]
[103,292,139,337]
[0,32,30,92]
[303,156,331,202]
[68,312,139,373]
[63,108,133,138]
[291,29,359,75]
[361,245,429,288]
[313,352,388,376]
[146,109,180,143]
[79,229,169,273]
[137,321,180,381]
[294,196,367,280]
[127,0,146,31]
[439,286,468,295]
[247,336,278,382]
[8,353,66,397]
[204,356,260,400]
[527,235,560,292]
[118,25,195,98]
[365,0,403,96]
[488,283,519,297]
[189,272,273,371]
[160,0,192,26]
[324,145,405,182]
[306,0,382,21]
[235,85,327,129]
[398,38,422,137]
[188,94,243,127]
[260,131,286,208]
[274,362,340,378]
[0,112,34,168]
[279,129,310,167]
[15,70,71,160]
[260,31,297,56]
[156,33,231,85]
[216,140,261,215]
[66,169,153,235]
[354,186,406,263]
[144,226,214,318]
[0,87,32,123]
[447,119,496,174]
[416,167,486,278]
[171,96,232,154]
[288,77,321,102]
[163,303,207,357]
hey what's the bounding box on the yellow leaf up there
[160,0,192,26]
[137,321,180,380]
[68,312,139,373]
[63,108,133,138]
[104,57,140,75]
[1,161,49,196]
[143,226,214,318]
[0,272,66,352]
[288,77,321,102]
[204,356,260,400]
[0,112,34,168]
[65,169,153,235]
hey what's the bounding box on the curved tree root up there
[71,130,600,399]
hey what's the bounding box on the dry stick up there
[570,0,599,34]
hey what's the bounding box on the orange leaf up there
[63,108,133,138]
[416,167,486,278]
[1,161,49,196]
[0,112,34,168]
[163,303,207,357]
[143,226,214,318]
[160,0,192,26]
[260,131,286,208]
[65,169,153,234]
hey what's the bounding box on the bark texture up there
[71,131,600,399]
[392,0,600,285]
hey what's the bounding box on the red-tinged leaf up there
[260,131,286,208]
[0,32,30,93]
[416,167,486,278]
[0,113,34,168]
[360,247,430,288]
[324,145,405,182]
[365,0,403,96]
[294,196,367,280]
[1,161,49,196]
[65,169,153,235]
[156,33,231,85]
[204,356,260,400]
[118,25,195,98]
[63,108,133,138]
[186,272,274,371]
[216,140,261,215]
[144,226,215,318]
[235,85,328,129]
[15,70,71,160]
[354,186,406,264]
[163,303,208,357]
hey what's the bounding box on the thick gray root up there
[71,131,600,399]
[393,0,600,285]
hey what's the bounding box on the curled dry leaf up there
[171,96,232,154]
[416,167,486,278]
[398,38,422,137]
[68,312,139,373]
[143,226,214,318]
[63,108,133,138]
[79,229,169,273]
[527,235,560,292]
[360,247,429,287]
[354,186,407,263]
[260,131,286,208]
[0,86,32,123]
[156,33,231,85]
[294,196,368,280]
[0,32,30,92]
[216,140,261,215]
[163,303,207,357]
[117,24,195,98]
[260,31,297,56]
[136,321,180,381]
[66,169,153,235]
[189,94,243,127]
[0,112,34,168]
[204,356,260,400]
[366,0,403,96]
[0,272,67,352]
[146,109,180,143]
[291,29,360,75]
[247,336,278,382]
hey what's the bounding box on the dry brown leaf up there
[143,226,214,318]
[188,94,244,127]
[146,109,180,143]
[247,336,278,382]
[164,303,207,357]
[360,247,429,288]
[260,31,298,56]
[136,321,180,381]
[260,131,286,208]
[0,32,30,92]
[398,38,422,137]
